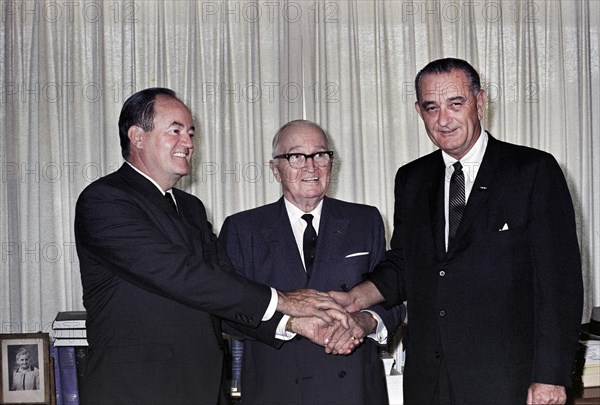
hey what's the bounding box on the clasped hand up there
[277,289,375,355]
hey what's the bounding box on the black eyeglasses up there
[273,151,334,169]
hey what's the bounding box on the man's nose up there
[437,107,452,126]
[304,156,317,170]
[180,132,194,147]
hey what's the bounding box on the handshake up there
[276,285,381,355]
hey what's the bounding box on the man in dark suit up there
[219,120,403,404]
[329,58,583,404]
[74,88,348,405]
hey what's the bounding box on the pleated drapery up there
[1,1,598,337]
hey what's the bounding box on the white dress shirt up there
[442,128,488,250]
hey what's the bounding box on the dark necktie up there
[448,161,465,245]
[164,192,178,215]
[301,214,317,277]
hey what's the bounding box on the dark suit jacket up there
[368,134,583,404]
[219,197,403,405]
[74,163,273,405]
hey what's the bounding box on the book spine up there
[75,347,88,401]
[49,344,63,405]
[53,329,87,339]
[53,321,86,329]
[230,339,243,391]
[58,346,79,405]
[53,338,88,347]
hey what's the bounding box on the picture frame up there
[0,333,51,404]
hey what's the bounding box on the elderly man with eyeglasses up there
[219,119,404,405]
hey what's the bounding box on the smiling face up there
[16,353,30,371]
[270,123,332,212]
[128,95,195,190]
[415,69,485,160]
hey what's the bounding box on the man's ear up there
[476,89,486,120]
[414,101,424,119]
[128,126,144,150]
[269,160,281,182]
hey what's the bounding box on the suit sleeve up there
[75,182,271,328]
[366,168,408,308]
[219,215,285,348]
[529,154,583,386]
[364,206,405,336]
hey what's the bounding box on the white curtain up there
[1,0,598,334]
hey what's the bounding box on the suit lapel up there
[447,134,500,255]
[119,164,194,252]
[310,198,349,285]
[259,198,308,286]
[428,154,447,260]
[172,190,205,253]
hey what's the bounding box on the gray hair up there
[272,119,330,157]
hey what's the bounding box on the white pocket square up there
[345,252,370,258]
[499,223,509,231]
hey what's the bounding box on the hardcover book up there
[49,344,63,405]
[58,346,80,405]
[53,329,87,339]
[53,311,87,330]
[54,338,88,347]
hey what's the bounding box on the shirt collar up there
[283,198,324,230]
[126,161,172,195]
[442,126,488,169]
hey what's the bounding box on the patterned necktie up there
[164,192,178,215]
[301,214,317,277]
[448,161,465,245]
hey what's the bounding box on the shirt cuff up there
[275,315,296,341]
[363,310,388,344]
[262,287,278,321]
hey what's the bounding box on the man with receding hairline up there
[329,58,583,404]
[220,119,403,405]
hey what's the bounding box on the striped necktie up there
[448,161,465,246]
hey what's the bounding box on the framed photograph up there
[0,333,51,404]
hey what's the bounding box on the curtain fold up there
[1,0,598,334]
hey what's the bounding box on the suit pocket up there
[345,251,370,258]
[342,252,371,271]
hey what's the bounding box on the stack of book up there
[581,340,600,389]
[50,311,88,405]
[52,311,87,347]
[576,307,600,399]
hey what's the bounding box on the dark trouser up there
[431,358,455,405]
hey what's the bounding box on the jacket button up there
[439,270,446,277]
[434,351,441,359]
[338,371,347,378]
[439,310,446,317]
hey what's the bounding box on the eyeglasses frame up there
[272,151,334,168]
